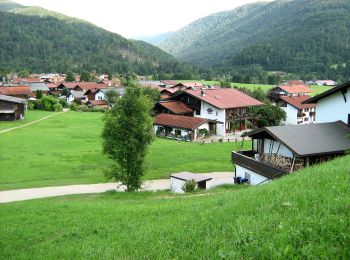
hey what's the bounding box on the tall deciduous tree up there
[65,71,75,82]
[102,83,154,191]
[80,71,90,82]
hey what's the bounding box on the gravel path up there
[0,172,233,203]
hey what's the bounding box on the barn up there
[0,94,27,121]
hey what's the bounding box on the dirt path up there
[0,172,233,203]
[0,111,67,134]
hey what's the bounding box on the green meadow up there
[0,111,249,190]
[1,155,349,258]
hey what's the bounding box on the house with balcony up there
[277,95,316,125]
[269,83,311,102]
[232,122,350,185]
[303,80,349,126]
[169,87,263,136]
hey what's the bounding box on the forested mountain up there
[159,0,350,81]
[136,32,174,45]
[0,1,193,77]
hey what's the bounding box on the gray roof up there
[28,82,50,92]
[100,87,125,96]
[70,90,86,99]
[0,94,27,104]
[171,172,212,183]
[244,122,350,156]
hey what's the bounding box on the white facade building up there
[279,96,316,125]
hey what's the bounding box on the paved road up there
[0,172,233,204]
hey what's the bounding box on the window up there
[207,108,213,114]
[98,96,102,100]
[196,109,200,115]
[304,108,309,112]
[175,129,181,136]
[216,111,218,116]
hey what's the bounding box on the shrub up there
[53,103,62,112]
[69,102,79,111]
[182,179,196,193]
[79,104,89,112]
[27,101,35,110]
[59,99,68,108]
[198,128,209,138]
[35,95,61,111]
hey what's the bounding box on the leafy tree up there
[65,71,75,82]
[36,89,43,99]
[18,69,30,78]
[62,88,70,97]
[142,87,161,104]
[219,80,232,88]
[104,89,119,106]
[80,71,90,82]
[102,84,154,191]
[248,103,286,127]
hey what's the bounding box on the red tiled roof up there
[161,87,179,94]
[60,82,78,89]
[12,77,42,83]
[158,101,193,114]
[0,86,31,96]
[78,82,107,90]
[283,80,305,86]
[279,85,311,94]
[161,80,178,86]
[47,83,58,89]
[88,100,109,106]
[280,96,316,109]
[142,83,163,90]
[184,88,263,109]
[154,114,207,130]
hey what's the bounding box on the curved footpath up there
[0,172,234,203]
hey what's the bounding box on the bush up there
[35,95,61,111]
[53,103,62,112]
[79,104,89,112]
[181,179,196,193]
[69,102,79,111]
[59,99,68,108]
[198,128,209,138]
[27,101,35,110]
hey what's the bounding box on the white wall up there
[281,104,298,125]
[263,139,294,158]
[197,101,226,136]
[315,89,350,124]
[207,177,234,189]
[170,178,186,193]
[95,91,105,100]
[235,165,270,186]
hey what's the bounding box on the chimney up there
[201,89,206,96]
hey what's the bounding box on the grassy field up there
[1,155,349,258]
[0,110,54,131]
[178,80,333,95]
[0,111,249,190]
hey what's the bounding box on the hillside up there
[0,1,192,76]
[1,154,349,258]
[159,0,350,80]
[136,32,174,45]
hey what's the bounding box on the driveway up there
[0,172,234,203]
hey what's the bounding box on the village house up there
[154,113,210,141]
[0,86,32,99]
[315,80,337,86]
[232,122,350,185]
[269,82,311,102]
[278,95,316,125]
[85,87,125,101]
[303,80,350,125]
[0,94,27,121]
[168,87,263,136]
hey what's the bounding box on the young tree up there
[80,71,90,82]
[102,84,154,191]
[65,71,75,82]
[104,89,119,106]
[36,89,43,99]
[248,103,286,127]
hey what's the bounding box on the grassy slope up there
[0,110,54,131]
[0,111,249,190]
[1,155,349,258]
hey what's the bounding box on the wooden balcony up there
[232,150,288,179]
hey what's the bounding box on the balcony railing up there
[232,150,288,179]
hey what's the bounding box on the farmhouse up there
[303,80,350,125]
[269,83,311,101]
[169,87,263,136]
[0,86,32,99]
[154,113,210,140]
[278,95,316,125]
[0,94,27,121]
[232,122,350,185]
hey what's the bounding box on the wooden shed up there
[0,94,27,121]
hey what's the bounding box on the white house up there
[170,87,263,136]
[232,122,350,185]
[303,81,350,125]
[315,80,337,86]
[278,95,316,125]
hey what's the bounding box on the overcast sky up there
[14,0,267,38]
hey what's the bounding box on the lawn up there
[1,155,349,259]
[0,111,249,190]
[309,84,333,96]
[0,110,55,131]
